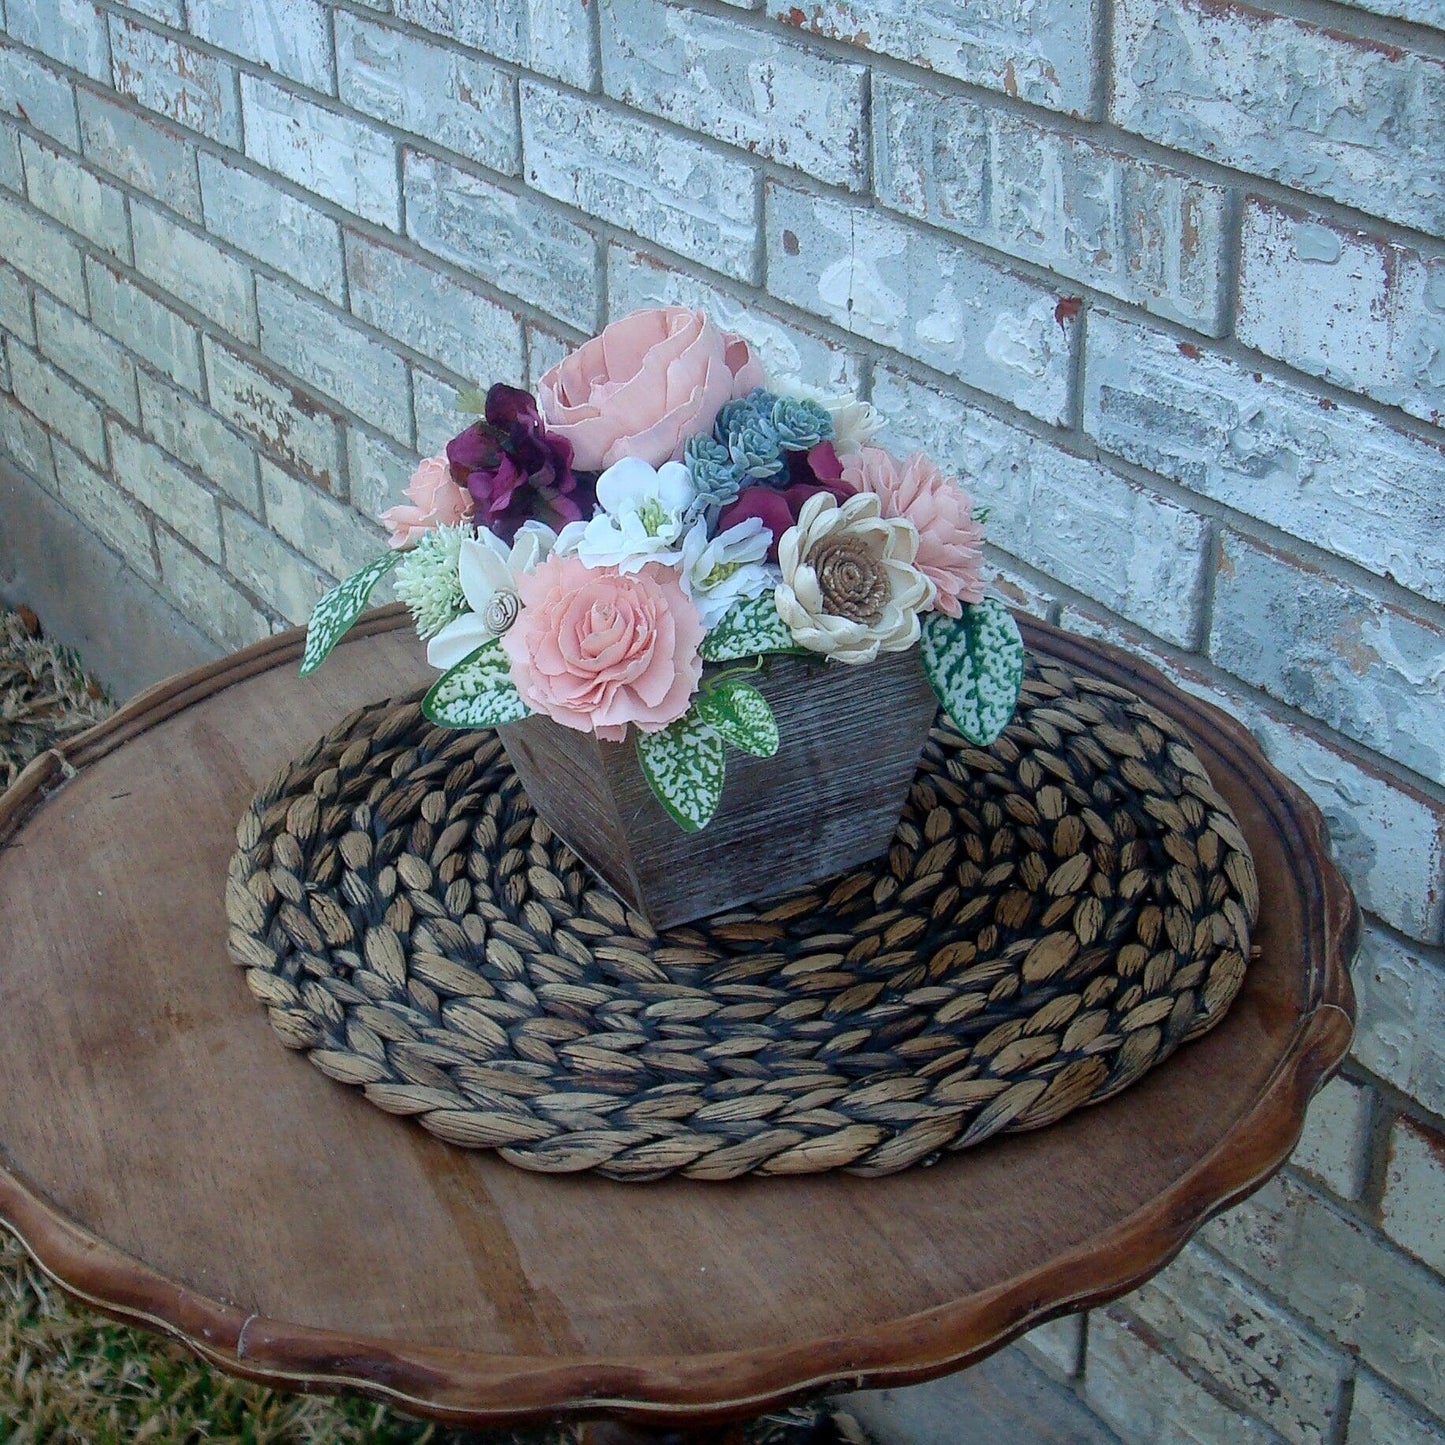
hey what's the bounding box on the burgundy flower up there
[717,468,857,561]
[446,383,595,543]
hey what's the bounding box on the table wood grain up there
[0,608,1355,1435]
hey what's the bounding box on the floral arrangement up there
[302,307,1024,831]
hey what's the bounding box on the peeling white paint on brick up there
[77,88,202,222]
[187,0,335,94]
[107,13,242,147]
[0,39,82,150]
[1381,1117,1445,1275]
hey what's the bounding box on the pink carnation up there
[537,306,767,472]
[501,554,705,742]
[380,453,473,549]
[841,447,985,618]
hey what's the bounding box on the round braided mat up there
[226,657,1258,1180]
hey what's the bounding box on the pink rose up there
[501,554,705,742]
[537,306,767,472]
[842,447,985,618]
[380,453,473,549]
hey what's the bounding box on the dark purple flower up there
[446,383,595,543]
[717,473,858,561]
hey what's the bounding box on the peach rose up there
[537,307,767,472]
[380,453,473,549]
[842,447,985,618]
[500,553,705,742]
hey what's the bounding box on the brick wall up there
[1,1,1442,1439]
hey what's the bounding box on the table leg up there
[579,1420,747,1445]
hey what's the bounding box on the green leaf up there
[300,553,400,676]
[635,711,726,832]
[455,387,489,416]
[920,597,1025,746]
[695,679,779,758]
[422,640,530,729]
[700,591,800,662]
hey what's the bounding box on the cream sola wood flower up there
[775,492,935,664]
[424,522,555,670]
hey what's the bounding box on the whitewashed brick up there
[404,151,599,333]
[0,194,85,310]
[981,557,1056,621]
[256,277,411,441]
[1084,1308,1275,1445]
[222,506,330,625]
[19,136,129,262]
[107,14,241,146]
[156,530,268,649]
[77,88,201,221]
[1209,532,1445,787]
[607,242,861,396]
[86,257,202,394]
[1125,1241,1350,1443]
[6,0,111,83]
[113,0,185,22]
[187,0,334,93]
[1338,0,1445,23]
[130,202,256,341]
[1353,927,1445,1112]
[0,264,34,345]
[203,337,343,491]
[34,295,140,424]
[346,426,414,520]
[524,322,575,391]
[769,0,1095,117]
[0,40,80,150]
[198,154,345,306]
[52,438,154,570]
[411,366,465,457]
[7,341,106,465]
[1292,1076,1373,1202]
[336,14,519,176]
[343,231,524,391]
[1084,312,1445,607]
[1112,0,1445,237]
[395,0,595,89]
[768,184,1075,425]
[107,422,221,554]
[260,458,386,579]
[873,364,1208,644]
[1205,1172,1445,1417]
[0,128,21,197]
[1347,1370,1445,1445]
[602,0,866,190]
[523,82,758,282]
[1382,1117,1445,1275]
[241,74,399,230]
[1238,202,1445,430]
[0,394,57,487]
[1021,1315,1083,1379]
[137,370,259,511]
[873,75,1228,333]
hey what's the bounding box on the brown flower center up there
[812,535,888,625]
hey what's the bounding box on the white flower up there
[554,456,697,573]
[426,522,555,671]
[678,516,775,628]
[775,492,934,665]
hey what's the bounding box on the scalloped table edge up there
[0,607,1358,1429]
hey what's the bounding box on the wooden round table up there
[0,610,1356,1441]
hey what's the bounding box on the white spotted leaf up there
[300,553,400,676]
[422,640,530,729]
[635,711,726,832]
[695,679,779,758]
[700,591,800,662]
[920,598,1024,746]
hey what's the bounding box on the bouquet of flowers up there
[303,306,1023,831]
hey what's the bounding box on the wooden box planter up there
[498,648,940,929]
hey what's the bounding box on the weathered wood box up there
[498,649,940,929]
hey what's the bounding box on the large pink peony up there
[501,553,705,742]
[380,453,473,548]
[842,447,985,618]
[537,306,766,472]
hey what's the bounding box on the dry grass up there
[0,606,865,1443]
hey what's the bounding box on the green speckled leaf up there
[920,598,1024,746]
[300,553,400,676]
[422,641,530,729]
[695,679,779,758]
[700,592,800,662]
[635,711,726,832]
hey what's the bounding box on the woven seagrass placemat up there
[226,656,1258,1180]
